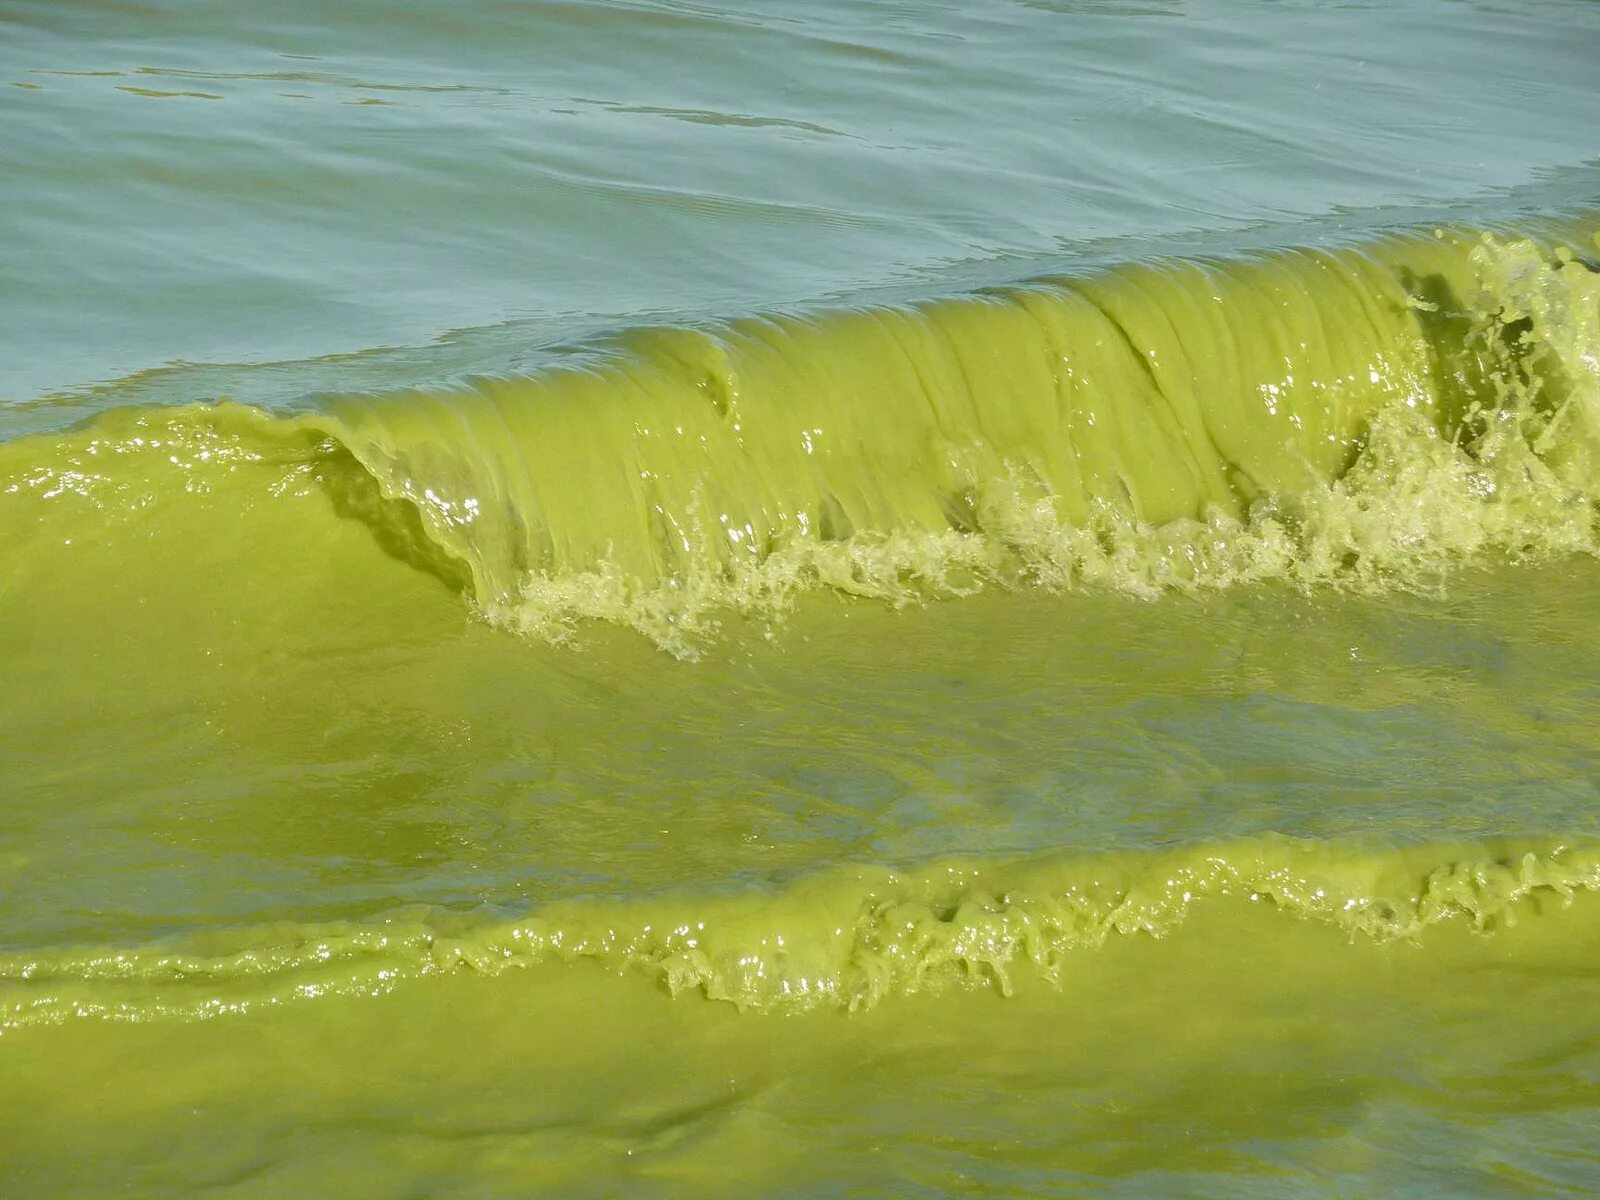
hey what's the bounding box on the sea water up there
[4,1,1600,1195]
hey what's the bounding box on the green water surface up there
[4,0,1600,1195]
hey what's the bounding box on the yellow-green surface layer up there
[4,222,1600,1196]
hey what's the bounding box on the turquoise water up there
[6,0,1600,412]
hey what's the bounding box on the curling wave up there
[3,220,1597,657]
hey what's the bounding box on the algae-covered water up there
[5,0,1600,1195]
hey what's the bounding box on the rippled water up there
[7,0,1600,407]
[4,1,1600,1195]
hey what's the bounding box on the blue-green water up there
[7,0,1600,411]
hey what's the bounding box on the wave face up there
[5,221,1597,655]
